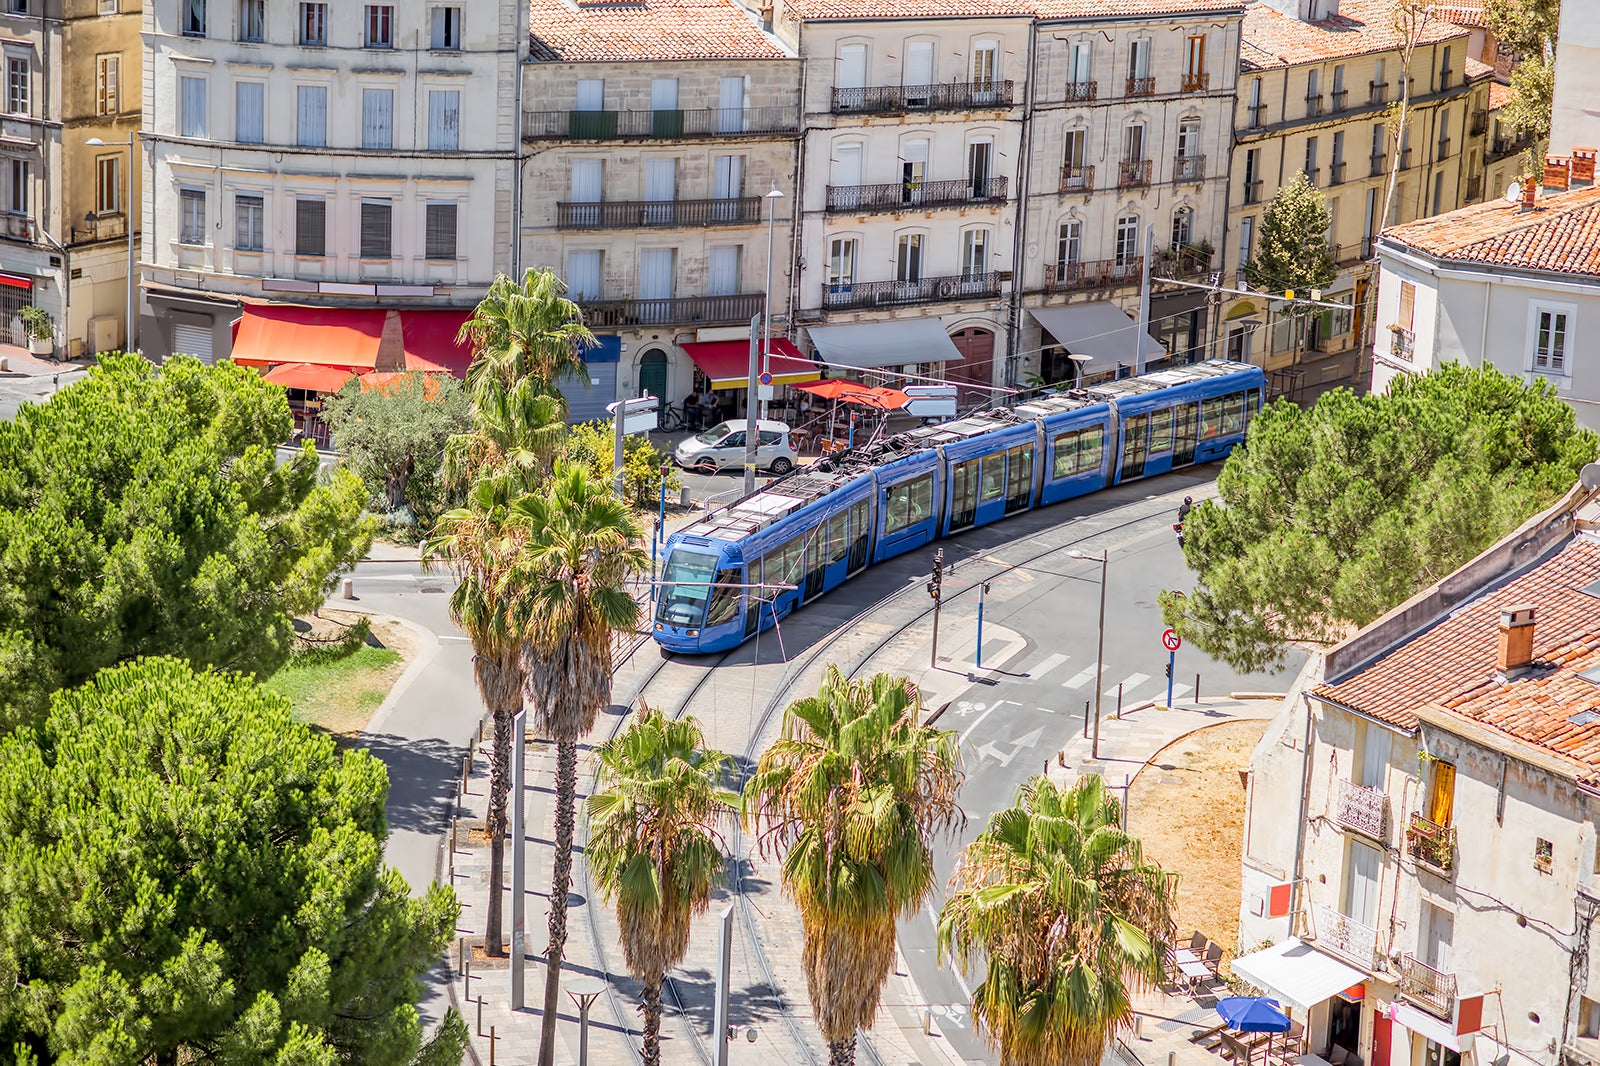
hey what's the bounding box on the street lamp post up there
[85,136,136,353]
[1068,352,1093,391]
[1069,548,1109,759]
[563,975,607,1066]
[759,182,784,420]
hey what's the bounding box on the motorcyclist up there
[1175,496,1193,546]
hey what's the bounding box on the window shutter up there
[1398,281,1415,329]
[707,245,739,296]
[296,199,326,256]
[425,203,457,259]
[360,200,391,258]
[362,88,392,149]
[428,90,459,150]
[236,82,263,143]
[566,250,600,300]
[297,85,326,147]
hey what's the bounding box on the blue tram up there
[653,360,1265,654]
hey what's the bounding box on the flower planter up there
[28,336,52,356]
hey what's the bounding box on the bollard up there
[464,955,471,995]
[680,486,691,507]
[458,940,465,974]
[923,1010,933,1036]
[1116,682,1124,719]
[341,577,354,599]
[1082,700,1090,739]
[477,996,484,1036]
[1057,750,1066,767]
[1134,1015,1143,1040]
[489,1026,496,1066]
[1195,673,1201,701]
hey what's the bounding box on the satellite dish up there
[1581,462,1600,491]
[1506,181,1522,203]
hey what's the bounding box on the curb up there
[356,612,442,737]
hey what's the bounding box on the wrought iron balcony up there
[1306,94,1324,117]
[1369,81,1388,105]
[1182,72,1209,93]
[825,176,1008,214]
[1315,903,1379,970]
[1246,104,1267,129]
[1489,131,1534,161]
[556,196,760,230]
[1407,812,1455,873]
[1437,137,1452,160]
[523,105,798,140]
[1400,954,1457,1019]
[1043,257,1142,291]
[1330,161,1346,185]
[1371,153,1386,178]
[1305,166,1321,186]
[1400,146,1413,169]
[1331,88,1349,112]
[821,271,1004,311]
[1470,109,1488,135]
[1064,80,1098,103]
[1119,159,1152,188]
[1060,165,1094,194]
[1390,326,1415,359]
[1154,245,1212,279]
[576,292,763,327]
[1173,155,1206,183]
[1336,779,1387,839]
[1126,76,1157,98]
[831,80,1015,114]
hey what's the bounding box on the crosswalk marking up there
[1029,652,1070,679]
[1106,672,1151,698]
[1061,664,1099,690]
[1169,683,1193,701]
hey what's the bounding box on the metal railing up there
[1060,164,1094,193]
[1243,178,1264,204]
[1407,812,1455,872]
[1331,88,1349,112]
[831,80,1015,114]
[1247,103,1267,128]
[1466,175,1483,201]
[1064,80,1098,103]
[556,196,760,229]
[1370,82,1388,105]
[1400,146,1413,169]
[1173,154,1206,183]
[1119,159,1152,188]
[1330,160,1346,185]
[1489,132,1534,160]
[523,105,798,140]
[1390,326,1415,358]
[1044,257,1142,291]
[1400,954,1457,1019]
[1305,166,1322,186]
[825,176,1008,214]
[1306,95,1324,117]
[1470,109,1488,135]
[1182,72,1210,93]
[576,292,763,327]
[1155,245,1212,279]
[1437,137,1452,160]
[1126,76,1157,98]
[1371,153,1386,178]
[1336,779,1387,838]
[1315,903,1379,970]
[821,271,1004,311]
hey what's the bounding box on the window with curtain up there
[1533,308,1569,373]
[960,228,987,278]
[235,81,264,143]
[234,193,264,251]
[179,75,206,137]
[895,233,922,283]
[566,250,601,299]
[362,88,393,149]
[296,85,327,147]
[295,198,326,256]
[360,199,392,259]
[1426,761,1455,826]
[184,0,206,35]
[238,0,264,41]
[428,90,460,151]
[299,2,326,45]
[1056,219,1080,268]
[364,4,393,47]
[95,155,119,214]
[707,245,740,296]
[179,188,206,243]
[1068,41,1091,87]
[425,203,457,260]
[827,237,855,288]
[430,7,461,49]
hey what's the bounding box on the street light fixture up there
[85,135,137,353]
[759,182,784,420]
[1067,353,1093,391]
[1068,547,1109,759]
[563,974,608,1066]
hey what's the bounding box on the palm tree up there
[588,708,738,1066]
[510,461,648,1066]
[457,267,595,402]
[442,378,566,492]
[937,774,1177,1066]
[744,668,964,1066]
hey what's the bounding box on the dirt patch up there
[1126,719,1268,967]
[265,611,419,738]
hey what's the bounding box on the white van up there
[674,419,799,475]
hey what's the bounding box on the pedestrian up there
[683,387,702,431]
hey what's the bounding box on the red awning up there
[681,338,816,390]
[400,309,473,377]
[262,362,358,393]
[231,305,385,370]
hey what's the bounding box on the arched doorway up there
[637,349,669,405]
[947,327,994,402]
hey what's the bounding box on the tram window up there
[950,459,978,529]
[656,550,717,625]
[979,454,1005,503]
[1004,445,1033,513]
[885,475,933,535]
[772,536,804,583]
[1172,403,1199,466]
[1080,426,1103,472]
[828,512,847,563]
[1120,413,1150,481]
[1199,396,1224,440]
[1149,407,1174,453]
[744,555,764,637]
[848,500,870,571]
[705,568,742,627]
[1054,426,1105,478]
[1221,392,1245,436]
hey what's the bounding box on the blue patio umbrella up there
[1215,996,1291,1033]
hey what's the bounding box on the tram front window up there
[656,550,718,626]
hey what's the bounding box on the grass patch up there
[265,615,413,737]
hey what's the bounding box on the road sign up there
[759,371,773,386]
[1161,628,1182,652]
[606,396,659,435]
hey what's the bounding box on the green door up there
[638,349,669,407]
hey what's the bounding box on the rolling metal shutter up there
[561,360,618,424]
[170,323,215,364]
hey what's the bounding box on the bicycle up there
[658,403,688,432]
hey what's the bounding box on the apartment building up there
[1236,483,1600,1066]
[140,0,525,365]
[519,0,800,421]
[1223,0,1489,389]
[0,0,141,359]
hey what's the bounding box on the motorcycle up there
[1173,521,1185,548]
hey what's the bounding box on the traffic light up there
[928,548,944,602]
[1164,661,1173,679]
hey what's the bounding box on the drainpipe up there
[1289,689,1316,934]
[38,226,69,358]
[511,45,525,276]
[1003,20,1039,390]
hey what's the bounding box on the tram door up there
[804,528,826,601]
[1172,402,1199,467]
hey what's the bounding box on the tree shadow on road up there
[358,732,464,836]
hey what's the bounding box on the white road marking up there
[1028,652,1070,679]
[923,903,977,1004]
[1061,664,1099,689]
[958,702,1004,745]
[1107,672,1151,698]
[975,726,1045,767]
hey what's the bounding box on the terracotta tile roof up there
[785,0,1241,21]
[1489,80,1518,111]
[1315,539,1600,739]
[1435,0,1486,28]
[1380,184,1600,277]
[1465,55,1493,80]
[529,0,789,62]
[1241,0,1467,70]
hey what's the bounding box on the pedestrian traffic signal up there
[1164,661,1173,679]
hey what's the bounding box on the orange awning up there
[681,338,816,390]
[231,305,386,370]
[793,379,871,400]
[262,362,358,393]
[842,386,911,410]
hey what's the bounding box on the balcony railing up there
[1119,159,1152,188]
[1306,95,1324,117]
[1331,88,1349,112]
[1369,81,1388,105]
[1044,257,1143,291]
[1173,154,1206,183]
[831,80,1015,114]
[1371,153,1386,178]
[1305,166,1322,186]
[556,196,761,230]
[1390,325,1415,359]
[1407,813,1455,873]
[1315,903,1379,970]
[825,176,1008,214]
[1182,72,1209,93]
[1336,779,1387,838]
[1330,160,1346,185]
[1246,103,1267,128]
[1065,80,1098,103]
[577,292,763,327]
[1470,109,1488,135]
[523,105,798,140]
[1060,164,1095,193]
[1126,76,1156,98]
[1437,137,1452,160]
[71,212,128,243]
[1400,954,1457,1019]
[1489,132,1534,160]
[1154,244,1212,279]
[1243,179,1263,204]
[822,271,1004,311]
[1466,175,1483,201]
[1400,146,1413,169]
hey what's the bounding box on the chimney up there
[1497,604,1537,676]
[1573,147,1596,186]
[1544,154,1572,192]
[1520,177,1537,211]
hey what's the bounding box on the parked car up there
[674,419,798,475]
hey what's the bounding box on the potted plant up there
[20,306,53,356]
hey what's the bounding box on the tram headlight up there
[655,622,663,631]
[687,630,699,637]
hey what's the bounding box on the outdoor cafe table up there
[1174,949,1213,990]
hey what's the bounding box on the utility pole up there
[927,548,945,668]
[1136,224,1154,374]
[744,313,759,497]
[510,710,526,1008]
[759,183,784,420]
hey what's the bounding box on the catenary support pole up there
[744,314,759,497]
[510,710,526,1008]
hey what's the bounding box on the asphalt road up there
[0,364,89,421]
